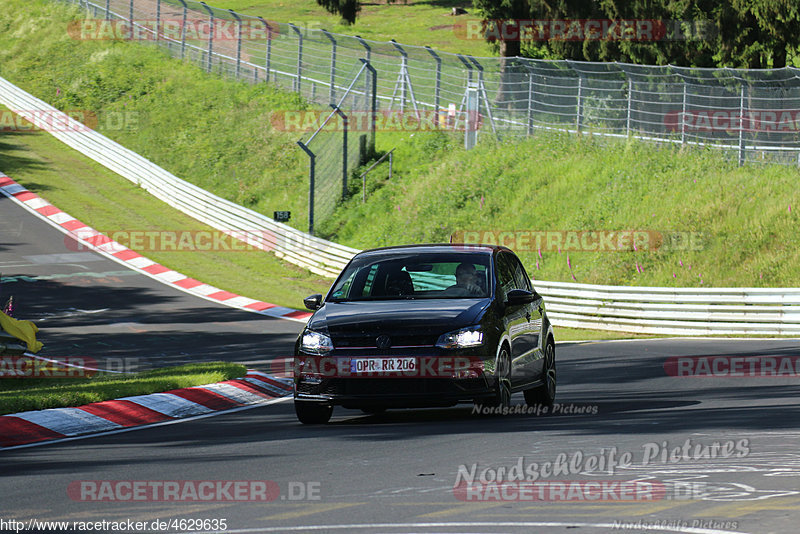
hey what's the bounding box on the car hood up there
[308,299,491,347]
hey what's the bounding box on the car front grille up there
[306,378,486,396]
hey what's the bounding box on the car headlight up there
[300,330,333,355]
[436,326,484,349]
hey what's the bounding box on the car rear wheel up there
[524,340,556,409]
[295,401,333,424]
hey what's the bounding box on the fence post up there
[456,54,473,132]
[526,71,534,136]
[176,0,187,60]
[332,106,348,200]
[129,0,134,29]
[229,10,242,79]
[105,0,110,20]
[425,46,442,127]
[258,17,272,83]
[681,81,687,144]
[155,0,161,41]
[297,141,315,235]
[359,58,377,156]
[390,40,408,113]
[356,36,371,110]
[468,56,496,135]
[322,30,337,105]
[289,23,303,93]
[738,83,746,166]
[576,77,583,133]
[200,2,214,72]
[626,77,632,136]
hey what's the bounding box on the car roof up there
[355,243,511,258]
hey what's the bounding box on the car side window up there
[496,253,516,301]
[510,255,532,292]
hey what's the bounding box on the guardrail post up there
[297,141,315,235]
[625,77,632,136]
[176,0,187,60]
[229,9,242,79]
[738,84,746,166]
[425,46,441,127]
[332,106,348,200]
[199,2,214,72]
[289,23,303,93]
[258,17,272,83]
[321,30,337,105]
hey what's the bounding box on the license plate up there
[350,357,416,374]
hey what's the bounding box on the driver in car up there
[443,262,483,296]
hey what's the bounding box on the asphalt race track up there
[2,192,800,534]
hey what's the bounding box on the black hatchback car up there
[293,244,556,424]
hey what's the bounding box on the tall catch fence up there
[64,0,800,227]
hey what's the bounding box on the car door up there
[509,253,544,383]
[496,252,531,385]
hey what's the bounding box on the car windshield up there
[327,252,492,301]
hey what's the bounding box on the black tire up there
[524,340,556,409]
[295,401,333,424]
[494,345,513,409]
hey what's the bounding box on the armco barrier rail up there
[1,77,798,335]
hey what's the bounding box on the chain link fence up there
[62,0,800,226]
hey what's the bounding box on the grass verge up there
[212,0,489,56]
[0,361,247,415]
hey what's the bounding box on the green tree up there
[471,0,800,67]
[316,0,361,25]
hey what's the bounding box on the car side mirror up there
[505,289,535,307]
[303,294,323,310]
[532,289,542,301]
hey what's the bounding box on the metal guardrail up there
[2,77,798,336]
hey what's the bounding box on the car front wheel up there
[295,401,333,424]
